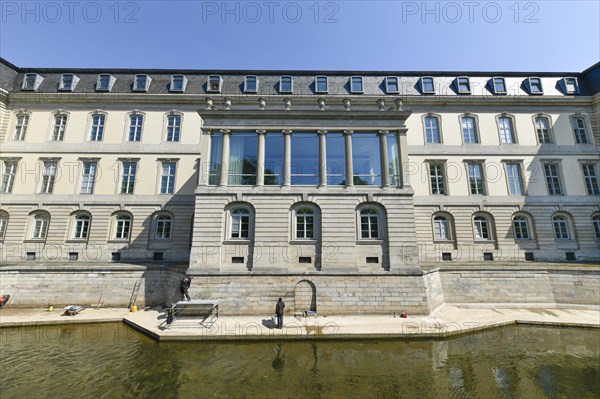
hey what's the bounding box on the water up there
[1,323,598,398]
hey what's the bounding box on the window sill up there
[66,239,88,244]
[356,239,383,245]
[107,239,131,244]
[223,239,251,245]
[474,240,495,244]
[433,239,455,244]
[23,239,47,243]
[290,240,317,245]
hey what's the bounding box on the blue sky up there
[1,1,598,71]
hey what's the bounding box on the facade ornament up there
[376,99,385,111]
[394,99,403,111]
[223,98,232,110]
[318,98,326,110]
[284,98,292,110]
[258,98,266,110]
[342,98,351,111]
[206,98,213,110]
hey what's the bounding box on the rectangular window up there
[160,162,176,194]
[492,77,506,94]
[457,77,471,93]
[23,74,39,90]
[90,114,105,141]
[351,77,363,93]
[291,133,319,186]
[385,77,398,93]
[461,116,478,143]
[13,114,29,140]
[582,163,600,195]
[387,133,401,186]
[498,117,516,144]
[97,74,113,91]
[52,114,67,141]
[326,133,345,186]
[421,77,435,93]
[467,163,485,195]
[544,163,563,195]
[134,75,150,91]
[265,133,284,185]
[505,163,523,195]
[529,78,543,94]
[129,114,143,142]
[564,77,578,94]
[121,161,137,194]
[424,116,441,144]
[60,74,74,90]
[315,76,328,93]
[535,117,552,144]
[429,163,446,195]
[228,133,258,185]
[0,161,17,193]
[208,75,222,92]
[80,161,97,194]
[244,76,258,93]
[166,114,181,142]
[280,76,293,93]
[571,117,589,144]
[40,161,57,194]
[352,133,381,186]
[209,133,223,185]
[171,75,186,92]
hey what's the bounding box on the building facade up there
[0,59,598,313]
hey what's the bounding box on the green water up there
[0,323,598,399]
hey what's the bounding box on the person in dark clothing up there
[275,298,285,329]
[180,276,192,301]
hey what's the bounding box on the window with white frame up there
[424,115,441,144]
[350,76,363,93]
[385,77,399,93]
[315,76,328,93]
[498,116,516,143]
[52,113,67,141]
[457,77,471,93]
[96,74,115,91]
[73,214,91,239]
[280,76,293,93]
[592,214,600,239]
[121,161,137,194]
[571,117,589,144]
[0,212,8,240]
[133,74,151,91]
[170,75,187,92]
[0,161,17,194]
[467,162,485,195]
[433,215,451,240]
[429,163,446,195]
[80,161,97,194]
[129,114,143,142]
[160,161,176,194]
[421,77,435,94]
[22,73,42,90]
[512,215,531,240]
[40,161,58,194]
[461,116,478,143]
[59,74,79,91]
[505,162,523,195]
[295,208,314,239]
[166,114,181,142]
[528,77,543,94]
[154,214,172,240]
[552,215,571,240]
[492,77,506,94]
[13,113,29,141]
[360,208,379,239]
[32,213,49,239]
[208,75,222,92]
[90,114,105,141]
[473,215,492,240]
[230,208,250,239]
[582,163,600,195]
[534,116,552,144]
[543,163,563,195]
[563,77,579,94]
[244,76,258,93]
[115,214,132,239]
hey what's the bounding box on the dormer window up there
[563,77,579,94]
[244,76,258,93]
[420,77,435,94]
[208,75,223,92]
[280,76,293,93]
[170,75,188,92]
[22,73,43,91]
[457,76,471,94]
[96,74,116,92]
[527,77,543,94]
[133,74,151,92]
[492,77,506,94]
[315,76,328,93]
[59,74,79,91]
[350,76,363,93]
[385,77,399,93]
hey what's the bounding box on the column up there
[317,130,327,187]
[256,130,266,186]
[343,130,354,187]
[283,130,292,187]
[378,130,390,188]
[398,129,410,187]
[219,129,230,186]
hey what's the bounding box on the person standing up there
[180,276,192,301]
[275,298,285,329]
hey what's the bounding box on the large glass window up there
[535,117,552,144]
[291,133,319,186]
[73,214,91,239]
[209,133,223,185]
[474,215,491,240]
[115,215,132,239]
[360,209,379,239]
[425,116,441,144]
[498,117,516,143]
[572,117,589,144]
[264,133,284,185]
[553,215,570,240]
[121,161,137,194]
[40,161,57,194]
[352,133,381,186]
[513,215,531,240]
[13,114,29,140]
[296,209,314,239]
[461,116,478,143]
[166,114,181,142]
[228,133,258,185]
[80,161,97,194]
[326,133,345,186]
[160,162,176,194]
[32,214,49,239]
[433,215,451,240]
[505,163,523,195]
[544,163,563,195]
[429,163,446,195]
[230,209,250,239]
[52,114,67,141]
[387,133,401,186]
[90,114,105,141]
[129,114,143,142]
[154,214,172,239]
[582,163,600,195]
[467,163,485,195]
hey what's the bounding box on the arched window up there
[230,209,250,239]
[433,215,451,240]
[473,215,492,240]
[360,208,380,239]
[593,214,600,239]
[154,214,172,240]
[295,208,314,239]
[513,215,532,240]
[552,215,571,240]
[0,211,8,240]
[115,214,132,239]
[31,212,50,239]
[73,214,91,239]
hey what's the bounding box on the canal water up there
[0,323,598,398]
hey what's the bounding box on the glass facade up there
[386,133,401,186]
[264,133,284,185]
[352,133,381,186]
[291,133,319,186]
[209,133,223,185]
[228,133,258,185]
[326,133,345,186]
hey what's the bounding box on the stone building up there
[0,58,598,313]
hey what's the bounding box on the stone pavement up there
[2,305,598,341]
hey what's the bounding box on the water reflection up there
[0,324,598,398]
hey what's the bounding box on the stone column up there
[318,130,327,187]
[343,130,354,187]
[283,130,292,187]
[256,130,266,186]
[398,129,410,187]
[219,129,230,186]
[378,130,390,188]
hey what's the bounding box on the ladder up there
[128,279,142,308]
